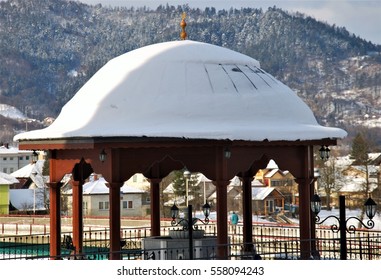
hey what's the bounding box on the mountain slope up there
[1,0,381,145]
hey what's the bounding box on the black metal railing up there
[1,223,380,260]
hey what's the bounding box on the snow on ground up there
[0,104,26,120]
[311,208,381,231]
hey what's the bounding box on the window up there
[3,157,6,161]
[2,168,7,173]
[10,168,14,173]
[99,201,109,210]
[25,156,30,161]
[271,179,293,187]
[271,180,281,187]
[122,201,133,209]
[19,156,23,160]
[9,157,13,160]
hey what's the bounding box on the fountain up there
[142,204,217,260]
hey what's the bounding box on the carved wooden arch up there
[237,154,270,179]
[142,154,186,180]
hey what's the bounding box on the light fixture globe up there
[224,147,231,159]
[32,150,38,163]
[319,146,330,161]
[311,194,322,215]
[364,197,377,220]
[202,202,211,218]
[183,170,191,179]
[99,149,107,162]
[171,203,179,220]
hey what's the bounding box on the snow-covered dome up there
[14,40,346,142]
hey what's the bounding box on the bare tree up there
[350,132,375,228]
[318,157,341,210]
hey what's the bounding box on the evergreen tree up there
[171,169,200,207]
[350,133,370,165]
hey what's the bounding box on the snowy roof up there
[163,183,175,194]
[252,187,279,200]
[66,177,146,195]
[14,40,346,142]
[229,176,264,187]
[196,173,212,184]
[121,184,146,194]
[338,176,378,193]
[252,179,265,187]
[264,169,282,178]
[0,145,32,155]
[266,159,279,169]
[10,161,47,189]
[0,172,19,185]
[11,160,44,178]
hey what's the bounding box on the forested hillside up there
[1,0,381,147]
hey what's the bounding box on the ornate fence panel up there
[1,223,380,260]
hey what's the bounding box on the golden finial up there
[180,12,187,40]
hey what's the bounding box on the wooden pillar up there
[241,176,254,252]
[215,180,229,259]
[71,158,93,257]
[49,182,61,259]
[214,145,231,259]
[309,146,318,258]
[109,182,122,260]
[296,145,315,259]
[71,180,83,255]
[148,178,162,237]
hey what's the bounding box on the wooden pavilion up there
[14,27,346,260]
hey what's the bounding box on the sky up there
[79,0,381,45]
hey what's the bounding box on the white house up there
[64,175,149,217]
[0,144,35,174]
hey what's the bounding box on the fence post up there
[367,234,371,260]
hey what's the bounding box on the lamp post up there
[319,145,330,161]
[183,169,191,207]
[311,194,377,260]
[99,149,107,163]
[32,150,38,163]
[170,202,211,260]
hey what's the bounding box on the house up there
[336,164,379,208]
[10,160,47,189]
[124,173,150,190]
[252,187,285,216]
[316,154,380,208]
[255,159,298,205]
[0,172,19,214]
[63,174,150,217]
[0,144,35,174]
